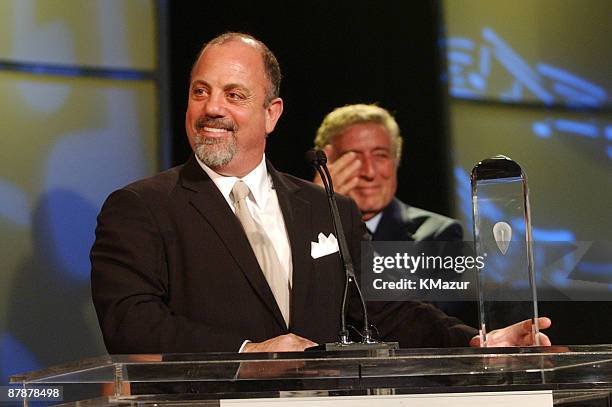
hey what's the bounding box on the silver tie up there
[231,180,290,326]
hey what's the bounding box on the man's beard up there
[193,117,238,168]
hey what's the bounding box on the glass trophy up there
[471,155,540,347]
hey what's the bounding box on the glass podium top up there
[11,345,612,385]
[9,345,612,406]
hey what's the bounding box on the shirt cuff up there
[238,340,251,353]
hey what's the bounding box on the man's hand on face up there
[312,145,361,195]
[469,317,552,347]
[242,333,318,352]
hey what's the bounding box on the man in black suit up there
[91,35,549,354]
[91,32,364,354]
[313,104,461,243]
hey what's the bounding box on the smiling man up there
[313,104,461,241]
[186,35,282,177]
[91,33,367,354]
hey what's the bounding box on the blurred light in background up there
[0,0,160,384]
[443,0,611,297]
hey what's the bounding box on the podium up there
[9,345,612,406]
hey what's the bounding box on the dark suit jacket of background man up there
[91,156,475,354]
[372,198,462,242]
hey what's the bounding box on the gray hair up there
[314,104,402,161]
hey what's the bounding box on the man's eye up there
[192,87,206,96]
[227,92,244,100]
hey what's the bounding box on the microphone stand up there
[307,150,398,351]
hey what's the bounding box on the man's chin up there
[195,145,235,169]
[361,209,382,222]
[354,201,384,218]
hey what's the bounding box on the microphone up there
[315,149,327,165]
[306,149,398,351]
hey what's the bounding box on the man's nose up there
[203,92,226,117]
[360,156,376,180]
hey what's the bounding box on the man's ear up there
[264,98,284,134]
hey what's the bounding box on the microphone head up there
[315,149,328,165]
[305,149,321,166]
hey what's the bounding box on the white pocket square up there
[311,233,339,259]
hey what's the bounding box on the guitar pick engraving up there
[493,221,512,255]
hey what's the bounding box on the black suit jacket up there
[91,155,368,353]
[91,158,475,353]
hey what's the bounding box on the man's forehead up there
[335,123,392,149]
[191,41,266,83]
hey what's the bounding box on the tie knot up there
[231,180,250,203]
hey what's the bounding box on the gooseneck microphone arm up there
[311,162,350,344]
[307,149,374,345]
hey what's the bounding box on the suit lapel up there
[268,162,313,328]
[179,155,287,330]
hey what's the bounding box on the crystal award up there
[471,155,540,347]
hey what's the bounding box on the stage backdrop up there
[0,0,162,385]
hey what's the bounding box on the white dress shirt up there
[365,212,383,234]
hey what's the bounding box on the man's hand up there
[312,145,361,195]
[469,317,552,347]
[242,333,317,352]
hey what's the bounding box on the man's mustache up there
[195,117,237,132]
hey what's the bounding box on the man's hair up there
[191,32,281,106]
[314,104,403,161]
